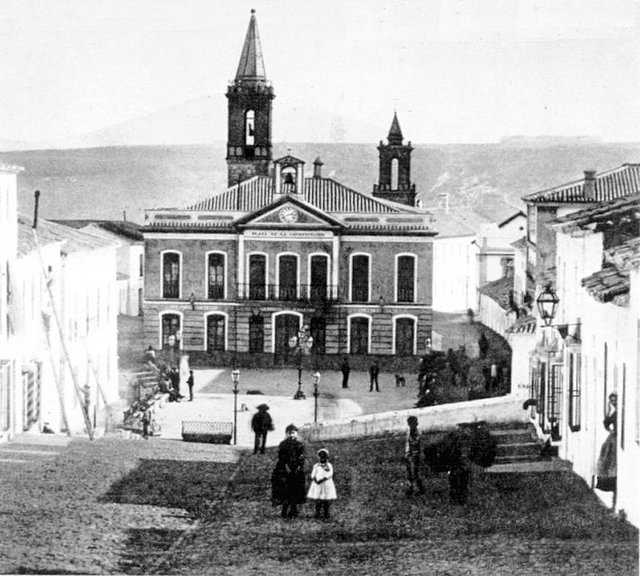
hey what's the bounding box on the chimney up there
[313,156,323,179]
[438,192,450,214]
[583,170,596,200]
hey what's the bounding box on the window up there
[207,253,225,300]
[161,313,181,349]
[249,315,264,353]
[309,255,328,300]
[391,158,399,189]
[245,110,255,146]
[249,254,266,300]
[139,254,144,277]
[310,317,326,354]
[568,353,582,432]
[395,317,416,356]
[162,252,180,299]
[278,255,298,301]
[546,364,562,440]
[206,314,226,352]
[396,255,415,303]
[351,255,370,302]
[349,316,369,355]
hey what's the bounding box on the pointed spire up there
[235,9,267,85]
[387,111,404,145]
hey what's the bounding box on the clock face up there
[279,206,298,223]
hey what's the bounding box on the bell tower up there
[372,112,417,207]
[226,10,275,187]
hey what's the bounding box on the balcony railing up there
[396,285,415,303]
[238,283,339,302]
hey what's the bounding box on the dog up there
[395,374,406,387]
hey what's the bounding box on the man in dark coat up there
[369,360,380,392]
[187,370,195,401]
[271,424,306,518]
[340,357,350,389]
[251,404,274,454]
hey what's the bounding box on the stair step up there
[491,429,536,444]
[496,442,542,457]
[495,454,549,464]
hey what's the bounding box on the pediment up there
[247,202,334,227]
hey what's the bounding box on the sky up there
[0,0,639,145]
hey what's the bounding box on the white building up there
[53,220,144,316]
[541,193,640,527]
[0,164,23,441]
[10,214,120,437]
[430,210,478,313]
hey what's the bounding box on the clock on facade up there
[279,206,298,223]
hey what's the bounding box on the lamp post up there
[536,284,560,437]
[312,372,321,423]
[289,325,314,400]
[231,369,240,445]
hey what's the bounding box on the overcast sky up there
[1,0,639,144]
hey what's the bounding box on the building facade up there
[10,215,119,437]
[54,220,144,316]
[516,166,640,527]
[0,164,23,441]
[142,12,436,370]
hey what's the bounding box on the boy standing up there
[405,415,425,495]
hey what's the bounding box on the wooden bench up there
[181,421,233,444]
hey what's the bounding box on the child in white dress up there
[307,448,337,519]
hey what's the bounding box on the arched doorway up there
[274,313,300,366]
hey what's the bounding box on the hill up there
[4,141,640,223]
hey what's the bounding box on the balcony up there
[238,284,339,303]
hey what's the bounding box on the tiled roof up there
[17,214,117,257]
[581,265,629,303]
[507,315,537,334]
[524,164,640,204]
[478,275,513,311]
[605,237,640,272]
[187,176,401,214]
[553,193,640,234]
[52,219,144,241]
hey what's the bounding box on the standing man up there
[187,370,195,402]
[340,357,350,389]
[170,366,181,400]
[251,404,274,454]
[404,415,425,495]
[369,360,380,392]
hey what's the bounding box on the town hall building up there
[142,11,436,369]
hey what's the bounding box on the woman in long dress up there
[271,424,306,518]
[596,393,617,493]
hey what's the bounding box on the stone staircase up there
[488,422,570,473]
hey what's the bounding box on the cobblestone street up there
[1,432,637,575]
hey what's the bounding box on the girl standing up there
[307,448,337,519]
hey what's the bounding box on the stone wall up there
[300,394,527,442]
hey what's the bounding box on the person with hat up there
[271,424,306,518]
[307,448,337,519]
[251,403,274,455]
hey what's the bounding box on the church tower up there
[226,10,275,187]
[372,112,417,207]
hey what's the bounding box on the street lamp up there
[312,372,321,423]
[289,325,314,400]
[536,284,560,438]
[536,283,559,327]
[231,369,240,445]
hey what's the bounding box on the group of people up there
[270,424,337,519]
[339,357,382,392]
